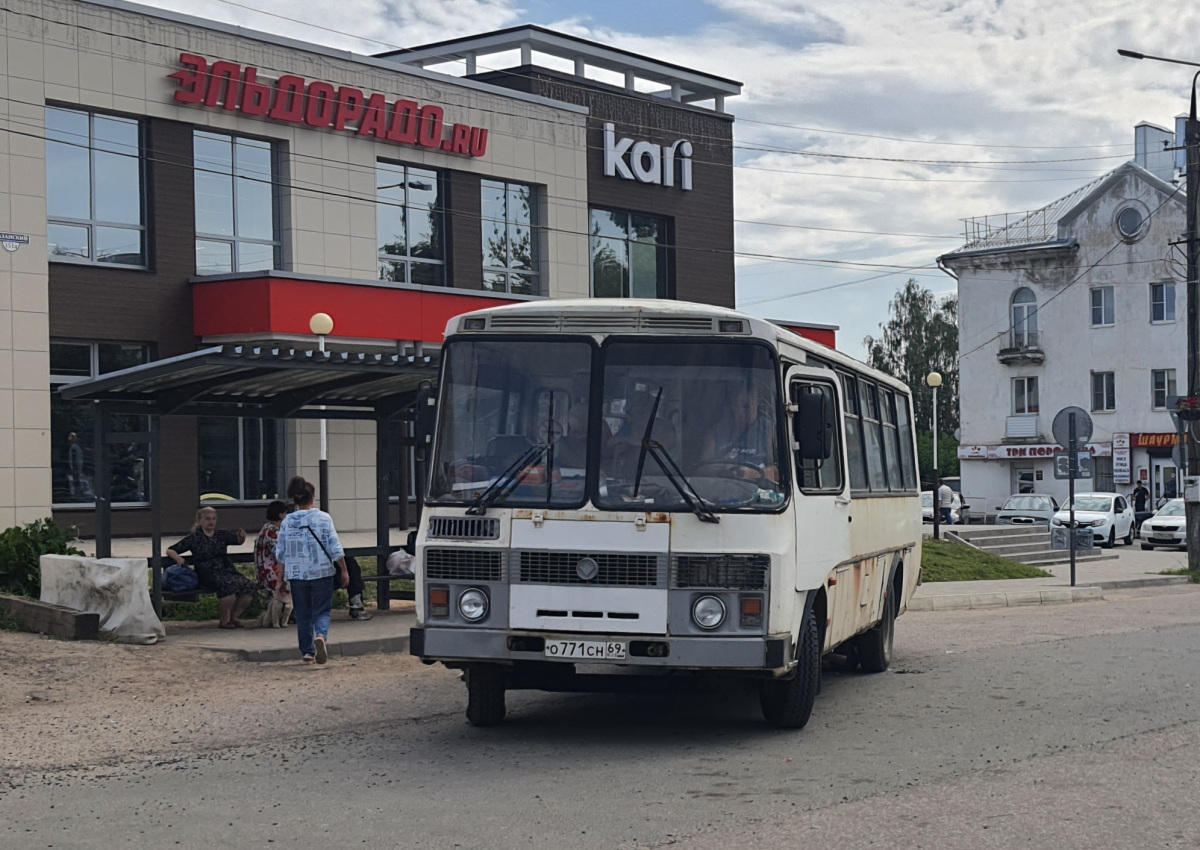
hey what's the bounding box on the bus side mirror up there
[794,391,832,461]
[415,386,437,456]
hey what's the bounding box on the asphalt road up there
[5,586,1200,850]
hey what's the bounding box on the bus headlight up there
[692,595,726,630]
[458,588,489,622]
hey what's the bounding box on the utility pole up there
[1117,50,1200,571]
[927,372,943,540]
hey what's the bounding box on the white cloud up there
[135,0,1200,354]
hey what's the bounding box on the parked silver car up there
[995,494,1059,526]
[1139,498,1186,550]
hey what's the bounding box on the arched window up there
[1011,288,1038,348]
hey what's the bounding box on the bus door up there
[786,367,850,595]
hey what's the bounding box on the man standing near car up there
[1133,481,1150,514]
[938,481,955,525]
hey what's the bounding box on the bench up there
[150,546,415,614]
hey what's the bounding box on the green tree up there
[863,279,959,470]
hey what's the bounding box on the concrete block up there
[1005,590,1043,606]
[968,593,1008,608]
[1038,588,1073,605]
[0,594,100,640]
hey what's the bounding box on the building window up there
[197,417,285,502]
[1152,368,1177,409]
[46,107,145,267]
[590,208,672,298]
[481,180,538,295]
[1151,282,1176,323]
[194,131,279,274]
[50,341,150,506]
[1011,287,1038,348]
[1091,372,1115,412]
[1090,286,1115,327]
[377,162,445,286]
[1013,376,1039,415]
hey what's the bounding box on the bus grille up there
[425,549,504,582]
[516,551,663,586]
[428,516,500,540]
[672,554,770,589]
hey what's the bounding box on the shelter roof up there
[58,344,438,419]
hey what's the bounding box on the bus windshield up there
[428,337,786,512]
[596,340,785,511]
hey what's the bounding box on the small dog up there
[260,582,293,628]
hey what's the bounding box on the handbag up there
[305,525,342,573]
[163,564,200,593]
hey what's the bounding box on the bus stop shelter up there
[58,344,438,614]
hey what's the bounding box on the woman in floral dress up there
[254,500,288,598]
[166,507,255,628]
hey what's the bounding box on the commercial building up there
[0,0,783,536]
[942,122,1188,513]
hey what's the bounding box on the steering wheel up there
[693,459,766,481]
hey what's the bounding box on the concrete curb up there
[908,586,1103,612]
[192,634,412,663]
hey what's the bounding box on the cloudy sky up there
[139,0,1200,356]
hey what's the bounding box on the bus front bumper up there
[411,627,791,671]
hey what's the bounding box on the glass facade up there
[197,417,285,502]
[590,208,671,298]
[377,161,445,285]
[194,131,278,274]
[50,341,150,506]
[46,107,145,266]
[481,180,538,294]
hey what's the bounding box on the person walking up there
[938,481,955,525]
[275,476,348,664]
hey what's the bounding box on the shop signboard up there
[1113,432,1131,484]
[603,123,694,190]
[168,54,489,158]
[957,442,1111,460]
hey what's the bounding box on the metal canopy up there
[58,344,435,617]
[59,344,439,418]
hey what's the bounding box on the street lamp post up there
[927,371,943,540]
[1118,49,1200,571]
[310,312,334,513]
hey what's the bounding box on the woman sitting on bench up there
[166,507,256,629]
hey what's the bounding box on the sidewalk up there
[910,540,1193,611]
[166,606,417,662]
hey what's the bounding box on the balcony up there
[998,331,1044,365]
[1005,415,1041,440]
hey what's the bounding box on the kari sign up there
[168,54,489,158]
[603,122,693,190]
[958,442,1112,460]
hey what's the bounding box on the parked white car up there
[920,491,963,524]
[1050,492,1135,549]
[1139,499,1187,550]
[995,494,1059,526]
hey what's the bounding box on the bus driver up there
[701,382,778,481]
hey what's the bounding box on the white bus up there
[410,299,922,728]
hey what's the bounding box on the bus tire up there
[759,609,820,729]
[465,664,507,727]
[857,589,895,673]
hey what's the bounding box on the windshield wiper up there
[632,387,664,497]
[466,442,548,515]
[641,440,719,524]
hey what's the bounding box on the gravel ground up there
[0,628,458,786]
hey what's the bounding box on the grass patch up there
[922,538,1052,582]
[1159,568,1200,583]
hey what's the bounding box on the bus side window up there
[791,381,844,493]
[839,372,869,492]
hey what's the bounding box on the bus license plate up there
[544,640,627,661]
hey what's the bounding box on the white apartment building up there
[941,123,1188,514]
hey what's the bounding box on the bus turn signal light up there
[429,587,450,618]
[740,596,763,628]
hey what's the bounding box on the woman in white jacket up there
[275,476,349,664]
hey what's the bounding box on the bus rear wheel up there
[465,663,507,727]
[760,608,820,729]
[857,589,895,673]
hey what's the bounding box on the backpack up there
[163,564,200,593]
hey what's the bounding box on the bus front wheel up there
[857,589,895,673]
[759,609,820,729]
[465,663,507,727]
